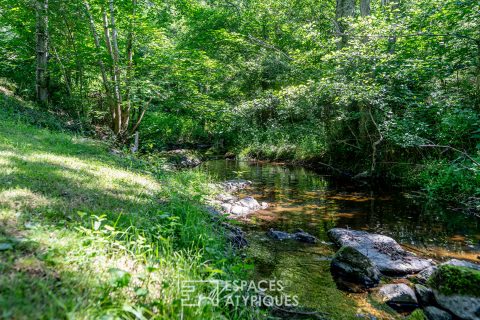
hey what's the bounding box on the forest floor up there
[0,92,269,319]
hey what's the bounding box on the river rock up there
[418,260,480,286]
[331,246,381,292]
[221,196,265,216]
[430,265,480,320]
[216,193,238,202]
[442,259,480,271]
[377,284,418,311]
[328,228,433,275]
[417,266,437,284]
[267,229,293,240]
[415,283,434,306]
[238,196,260,210]
[163,149,202,168]
[230,204,250,215]
[293,229,318,243]
[433,293,480,320]
[423,306,452,320]
[222,223,248,248]
[267,229,318,243]
[221,179,252,192]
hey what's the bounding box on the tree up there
[35,0,49,103]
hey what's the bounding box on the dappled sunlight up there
[0,188,52,211]
[32,152,161,195]
[0,146,163,215]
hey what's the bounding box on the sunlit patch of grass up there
[0,105,259,319]
[0,189,51,211]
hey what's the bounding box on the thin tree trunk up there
[84,0,117,125]
[101,6,119,127]
[109,0,123,135]
[51,45,71,95]
[383,0,399,53]
[36,0,49,103]
[476,41,480,108]
[83,1,111,97]
[124,0,137,133]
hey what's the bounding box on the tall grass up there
[0,93,261,319]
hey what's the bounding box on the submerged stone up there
[293,229,318,244]
[266,229,318,243]
[222,223,248,248]
[267,229,293,240]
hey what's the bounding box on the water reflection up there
[201,160,480,257]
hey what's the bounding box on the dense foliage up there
[1,0,479,204]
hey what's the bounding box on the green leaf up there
[108,268,131,288]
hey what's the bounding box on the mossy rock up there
[428,264,480,297]
[330,246,381,292]
[406,309,426,320]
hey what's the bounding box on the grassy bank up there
[0,93,261,319]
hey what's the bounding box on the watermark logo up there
[180,280,221,307]
[179,279,299,318]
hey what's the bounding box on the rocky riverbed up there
[327,228,480,319]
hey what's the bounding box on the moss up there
[406,309,426,320]
[428,264,480,297]
[335,246,374,270]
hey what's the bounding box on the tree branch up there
[418,144,480,167]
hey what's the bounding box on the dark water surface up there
[200,160,480,318]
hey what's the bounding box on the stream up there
[200,160,480,318]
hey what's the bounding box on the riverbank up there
[0,100,262,319]
[228,148,480,216]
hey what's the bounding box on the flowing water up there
[200,160,480,318]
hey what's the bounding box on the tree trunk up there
[335,0,355,48]
[83,0,111,99]
[108,0,123,135]
[360,0,371,17]
[124,0,137,133]
[36,0,49,104]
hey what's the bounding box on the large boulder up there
[331,246,381,293]
[328,228,433,275]
[376,283,418,311]
[429,264,480,320]
[423,306,452,320]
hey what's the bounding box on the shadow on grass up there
[0,111,231,319]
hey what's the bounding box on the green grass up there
[0,94,262,319]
